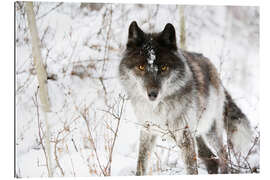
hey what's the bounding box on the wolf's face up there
[119,22,187,104]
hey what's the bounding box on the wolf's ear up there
[159,23,177,50]
[127,21,145,48]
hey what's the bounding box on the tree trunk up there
[179,6,186,50]
[25,2,53,177]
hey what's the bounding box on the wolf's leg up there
[136,130,156,176]
[177,129,198,174]
[204,122,229,174]
[196,136,219,174]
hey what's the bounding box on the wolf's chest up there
[131,99,179,136]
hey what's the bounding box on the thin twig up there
[32,90,51,176]
[102,4,113,72]
[104,95,125,174]
[80,108,106,176]
[53,137,64,176]
[66,144,76,177]
[36,2,63,20]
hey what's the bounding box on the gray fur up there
[119,21,253,175]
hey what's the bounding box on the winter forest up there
[15,1,259,177]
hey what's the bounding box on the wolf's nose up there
[148,89,158,101]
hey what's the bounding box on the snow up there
[148,49,156,66]
[142,37,157,69]
[15,2,259,177]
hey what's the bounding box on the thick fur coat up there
[119,21,253,175]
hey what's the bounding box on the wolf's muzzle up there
[147,88,159,101]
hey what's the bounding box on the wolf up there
[118,21,253,175]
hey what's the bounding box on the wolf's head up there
[119,21,190,104]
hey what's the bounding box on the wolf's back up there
[182,50,253,154]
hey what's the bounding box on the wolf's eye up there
[137,65,145,71]
[161,65,168,72]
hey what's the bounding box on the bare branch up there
[36,2,63,20]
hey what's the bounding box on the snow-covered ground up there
[15,2,259,177]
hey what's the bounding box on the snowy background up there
[15,2,259,177]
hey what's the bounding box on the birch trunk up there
[25,2,53,177]
[179,6,186,50]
